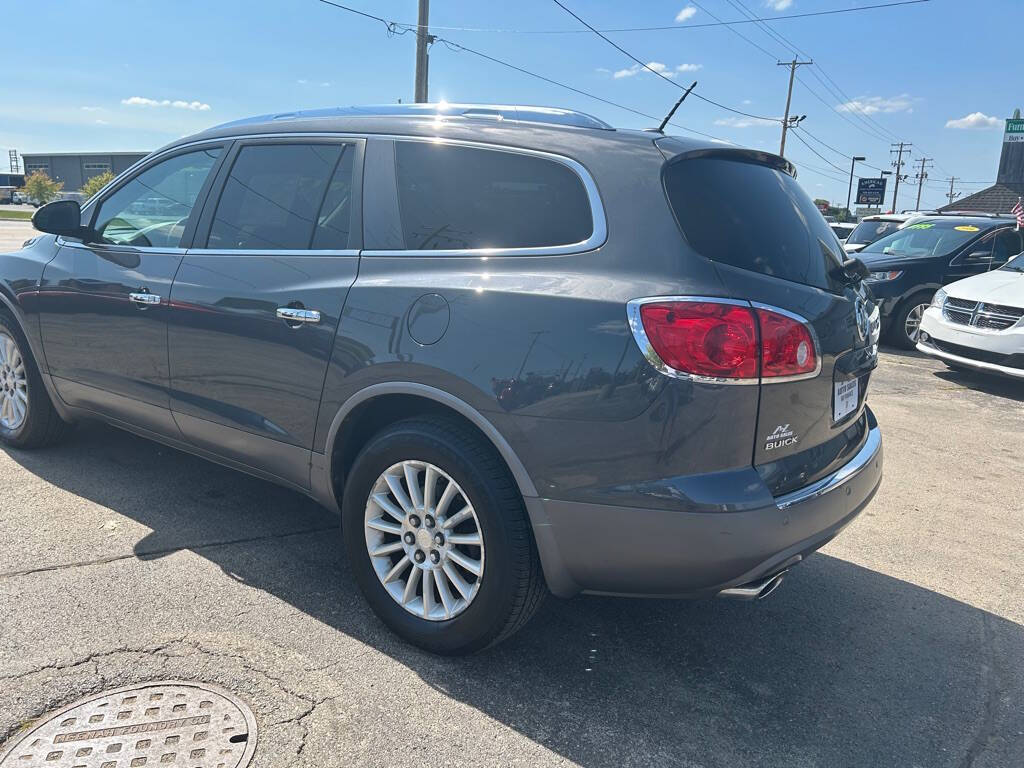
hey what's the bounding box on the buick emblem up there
[854,297,870,342]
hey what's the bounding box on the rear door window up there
[664,155,844,291]
[393,141,592,251]
[207,143,356,250]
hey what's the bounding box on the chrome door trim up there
[129,292,162,308]
[276,307,322,324]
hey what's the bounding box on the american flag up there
[1014,199,1024,230]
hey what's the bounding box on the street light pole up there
[846,156,866,214]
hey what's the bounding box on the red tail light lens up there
[756,307,818,378]
[639,302,759,379]
[634,300,818,381]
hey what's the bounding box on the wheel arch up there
[322,383,539,504]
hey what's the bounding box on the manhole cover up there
[0,681,257,768]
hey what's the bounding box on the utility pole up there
[414,0,433,103]
[777,58,812,156]
[913,157,933,210]
[945,177,961,207]
[889,142,911,213]
[846,155,866,213]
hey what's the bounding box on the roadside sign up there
[1004,118,1024,143]
[856,177,887,206]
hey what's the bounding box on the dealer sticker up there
[834,378,859,422]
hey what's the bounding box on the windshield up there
[846,219,902,246]
[860,220,989,259]
[1003,251,1024,272]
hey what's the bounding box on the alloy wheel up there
[364,460,485,621]
[0,331,28,431]
[904,303,928,343]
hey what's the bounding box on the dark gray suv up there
[0,103,883,654]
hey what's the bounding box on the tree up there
[80,170,114,199]
[20,171,63,205]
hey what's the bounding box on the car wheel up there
[889,292,933,350]
[342,417,545,655]
[0,312,71,449]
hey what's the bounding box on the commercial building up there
[0,172,25,202]
[20,152,148,192]
[940,110,1024,214]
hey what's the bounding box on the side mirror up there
[31,200,89,239]
[835,256,870,283]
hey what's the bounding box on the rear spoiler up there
[654,139,797,178]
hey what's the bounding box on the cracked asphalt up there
[1,238,1023,763]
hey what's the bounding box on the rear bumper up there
[529,409,883,598]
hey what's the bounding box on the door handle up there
[129,292,161,308]
[276,307,321,325]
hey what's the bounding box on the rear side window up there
[208,143,355,250]
[394,141,592,251]
[664,156,843,291]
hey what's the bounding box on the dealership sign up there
[856,177,887,206]
[1004,118,1024,143]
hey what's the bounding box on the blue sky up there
[1,0,1018,209]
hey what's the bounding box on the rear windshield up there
[847,219,902,246]
[860,220,991,259]
[664,156,843,291]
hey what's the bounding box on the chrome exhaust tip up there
[717,570,788,600]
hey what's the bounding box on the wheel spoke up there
[384,473,415,515]
[442,506,473,530]
[370,540,404,557]
[434,482,459,518]
[447,548,482,577]
[422,569,435,618]
[366,517,402,535]
[442,561,473,600]
[402,566,421,605]
[383,555,411,584]
[435,568,455,617]
[446,532,482,546]
[404,462,423,510]
[422,466,437,514]
[371,492,406,523]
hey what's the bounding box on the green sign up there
[1005,119,1024,142]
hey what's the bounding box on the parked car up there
[0,103,883,654]
[917,251,1024,378]
[858,214,1023,349]
[830,222,856,242]
[843,213,918,254]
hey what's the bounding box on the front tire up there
[889,292,933,350]
[0,312,70,449]
[342,417,545,655]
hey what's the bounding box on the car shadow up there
[932,367,1024,403]
[4,422,1023,767]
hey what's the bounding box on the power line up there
[549,0,780,123]
[788,129,850,176]
[396,1,931,34]
[316,0,735,143]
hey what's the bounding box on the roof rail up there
[215,103,615,132]
[933,210,1014,218]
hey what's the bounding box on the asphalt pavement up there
[1,217,1022,766]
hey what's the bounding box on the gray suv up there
[0,104,883,654]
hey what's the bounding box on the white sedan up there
[917,251,1024,379]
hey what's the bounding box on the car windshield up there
[859,220,989,259]
[846,219,902,246]
[1002,251,1024,272]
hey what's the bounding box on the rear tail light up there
[631,299,818,382]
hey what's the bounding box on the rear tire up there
[342,417,545,655]
[889,291,934,350]
[0,311,70,449]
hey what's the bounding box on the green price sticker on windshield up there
[906,222,935,229]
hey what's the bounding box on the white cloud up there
[80,106,102,112]
[765,0,793,10]
[945,111,1001,130]
[675,6,697,22]
[121,96,211,111]
[595,67,611,74]
[94,119,109,125]
[714,115,779,128]
[297,79,308,84]
[836,94,915,115]
[742,99,753,105]
[614,61,700,79]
